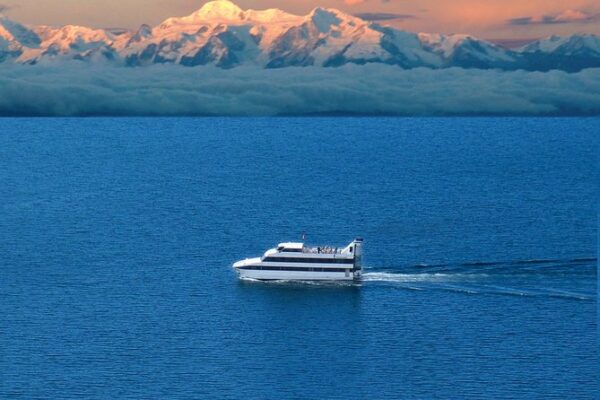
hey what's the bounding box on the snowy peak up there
[307,7,367,32]
[514,34,600,72]
[43,25,114,51]
[417,33,516,69]
[162,0,298,27]
[243,8,300,23]
[193,0,244,20]
[166,0,245,25]
[419,33,472,57]
[519,34,600,55]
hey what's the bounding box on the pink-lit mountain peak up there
[162,0,303,26]
[183,0,245,22]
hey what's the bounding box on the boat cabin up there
[276,242,304,253]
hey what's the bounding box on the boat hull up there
[236,268,359,281]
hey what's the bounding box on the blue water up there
[1,117,598,399]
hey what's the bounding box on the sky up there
[1,0,599,40]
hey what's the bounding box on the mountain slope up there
[0,14,40,61]
[420,33,520,69]
[517,34,600,72]
[19,25,118,64]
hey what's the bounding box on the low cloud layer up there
[0,63,599,116]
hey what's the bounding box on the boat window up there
[349,246,353,253]
[277,246,284,251]
[263,256,353,264]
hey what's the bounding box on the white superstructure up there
[233,238,363,281]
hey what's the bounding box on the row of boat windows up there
[263,257,354,264]
[239,266,353,272]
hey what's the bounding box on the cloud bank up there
[0,63,599,116]
[353,12,416,21]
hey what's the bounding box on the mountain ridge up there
[1,0,599,72]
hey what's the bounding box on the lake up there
[1,117,597,399]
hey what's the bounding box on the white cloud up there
[0,63,598,116]
[553,9,594,23]
[509,9,598,25]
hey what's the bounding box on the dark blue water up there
[1,117,597,399]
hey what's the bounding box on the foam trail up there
[362,272,451,283]
[534,288,593,300]
[392,256,597,276]
[480,284,541,297]
[427,283,481,294]
[361,255,596,300]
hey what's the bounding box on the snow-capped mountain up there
[0,14,39,61]
[518,34,600,72]
[18,24,119,64]
[419,33,519,69]
[0,0,598,72]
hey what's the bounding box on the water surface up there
[1,117,597,399]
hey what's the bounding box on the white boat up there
[233,238,363,281]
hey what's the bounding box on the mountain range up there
[1,0,599,72]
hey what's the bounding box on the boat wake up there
[362,256,596,301]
